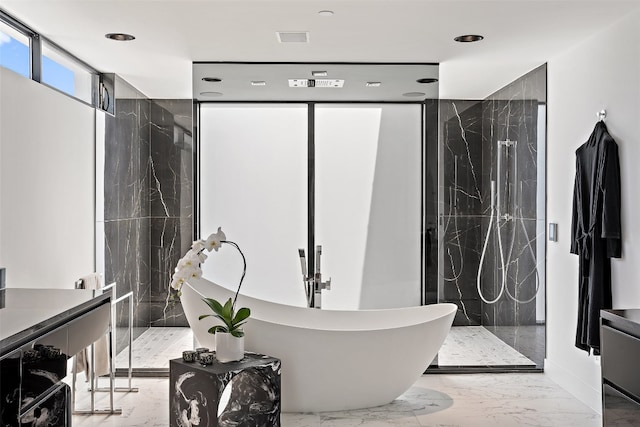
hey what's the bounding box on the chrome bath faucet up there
[298,245,331,308]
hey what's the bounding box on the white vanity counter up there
[0,288,111,357]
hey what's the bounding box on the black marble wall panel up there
[104,99,151,221]
[104,88,193,350]
[438,64,546,328]
[439,100,484,325]
[104,91,152,351]
[149,217,193,326]
[440,215,484,325]
[104,218,151,332]
[149,100,193,219]
[480,65,546,326]
[148,100,193,327]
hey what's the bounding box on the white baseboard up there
[544,358,602,414]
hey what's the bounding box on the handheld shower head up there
[298,249,307,277]
[315,245,322,275]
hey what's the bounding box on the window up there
[2,11,99,106]
[0,21,30,78]
[41,40,94,103]
[199,104,308,306]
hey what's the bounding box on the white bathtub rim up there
[184,277,457,332]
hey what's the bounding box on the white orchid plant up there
[170,227,250,338]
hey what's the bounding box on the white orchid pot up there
[215,332,244,363]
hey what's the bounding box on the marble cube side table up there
[169,352,281,427]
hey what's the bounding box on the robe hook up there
[597,110,606,121]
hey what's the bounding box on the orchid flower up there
[205,227,226,252]
[177,251,201,270]
[192,240,206,252]
[167,226,249,338]
[182,266,202,280]
[169,227,245,306]
[170,274,186,291]
[170,227,228,295]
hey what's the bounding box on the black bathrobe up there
[570,120,621,354]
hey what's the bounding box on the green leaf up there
[199,313,228,324]
[231,321,246,331]
[208,325,228,334]
[222,298,233,321]
[232,307,250,326]
[202,298,224,317]
[230,329,245,338]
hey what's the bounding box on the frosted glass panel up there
[315,104,422,309]
[199,104,307,306]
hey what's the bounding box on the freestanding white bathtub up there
[181,277,456,413]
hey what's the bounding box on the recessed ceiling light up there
[200,91,223,97]
[417,78,438,84]
[251,81,266,86]
[454,34,484,43]
[403,92,426,97]
[202,77,222,82]
[318,10,334,17]
[105,33,135,41]
[312,71,328,77]
[366,82,381,87]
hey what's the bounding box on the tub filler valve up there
[298,245,331,309]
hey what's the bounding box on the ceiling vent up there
[277,31,310,43]
[289,79,344,88]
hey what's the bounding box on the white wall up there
[0,67,95,289]
[546,10,640,412]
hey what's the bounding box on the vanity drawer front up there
[67,301,110,356]
[603,384,640,426]
[601,325,640,399]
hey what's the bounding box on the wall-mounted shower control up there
[549,223,558,242]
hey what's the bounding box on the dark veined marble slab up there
[170,352,281,427]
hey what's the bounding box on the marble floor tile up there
[282,412,322,426]
[486,325,545,367]
[71,378,168,427]
[319,403,421,426]
[115,326,193,370]
[438,326,536,367]
[414,396,600,427]
[69,373,601,427]
[413,373,578,400]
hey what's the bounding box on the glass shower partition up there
[435,65,547,370]
[199,104,308,306]
[314,104,423,310]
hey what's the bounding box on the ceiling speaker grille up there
[277,32,309,43]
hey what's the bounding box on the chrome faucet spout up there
[298,245,331,309]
